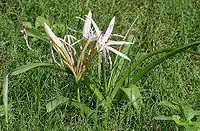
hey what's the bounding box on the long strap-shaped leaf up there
[83,76,104,102]
[111,48,174,100]
[3,63,72,123]
[108,35,134,89]
[10,63,71,76]
[130,41,200,85]
[111,69,130,99]
[131,48,174,72]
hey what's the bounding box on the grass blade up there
[46,97,69,112]
[3,74,8,123]
[154,115,173,121]
[130,41,200,85]
[158,101,180,111]
[89,84,104,101]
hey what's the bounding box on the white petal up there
[83,11,92,38]
[105,45,131,61]
[44,23,63,47]
[103,48,107,62]
[106,49,112,69]
[107,40,134,46]
[90,18,101,38]
[67,26,79,33]
[68,35,77,40]
[76,16,85,22]
[111,34,125,38]
[102,16,115,44]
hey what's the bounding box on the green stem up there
[76,81,81,103]
[102,60,108,96]
[77,87,80,103]
[77,40,90,71]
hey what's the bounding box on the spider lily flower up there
[76,11,124,46]
[44,23,76,74]
[82,11,98,41]
[90,16,134,67]
[70,11,97,49]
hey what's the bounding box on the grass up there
[1,0,200,130]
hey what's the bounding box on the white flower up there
[90,16,134,66]
[77,11,124,45]
[44,23,64,48]
[44,23,76,68]
[82,11,99,41]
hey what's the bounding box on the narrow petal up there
[83,11,92,38]
[76,16,85,22]
[111,34,125,38]
[105,45,131,61]
[103,48,107,62]
[102,16,115,44]
[107,40,134,46]
[90,18,101,38]
[44,23,63,47]
[106,49,112,69]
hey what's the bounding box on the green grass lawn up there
[1,0,200,130]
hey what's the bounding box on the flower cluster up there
[44,11,134,81]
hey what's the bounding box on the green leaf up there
[109,35,134,86]
[46,97,69,112]
[89,84,104,102]
[121,85,142,112]
[10,63,71,76]
[112,48,175,100]
[131,48,174,72]
[110,46,174,101]
[0,104,12,118]
[154,115,173,121]
[158,101,180,111]
[26,27,49,43]
[98,54,102,80]
[130,41,200,85]
[102,60,108,95]
[0,105,4,117]
[23,22,32,28]
[111,69,130,100]
[35,16,49,28]
[190,116,200,126]
[71,101,94,118]
[182,104,195,121]
[3,74,8,123]
[194,111,200,116]
[172,115,187,126]
[52,24,65,34]
[83,76,104,102]
[185,125,200,131]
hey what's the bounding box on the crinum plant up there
[3,11,200,123]
[43,11,133,81]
